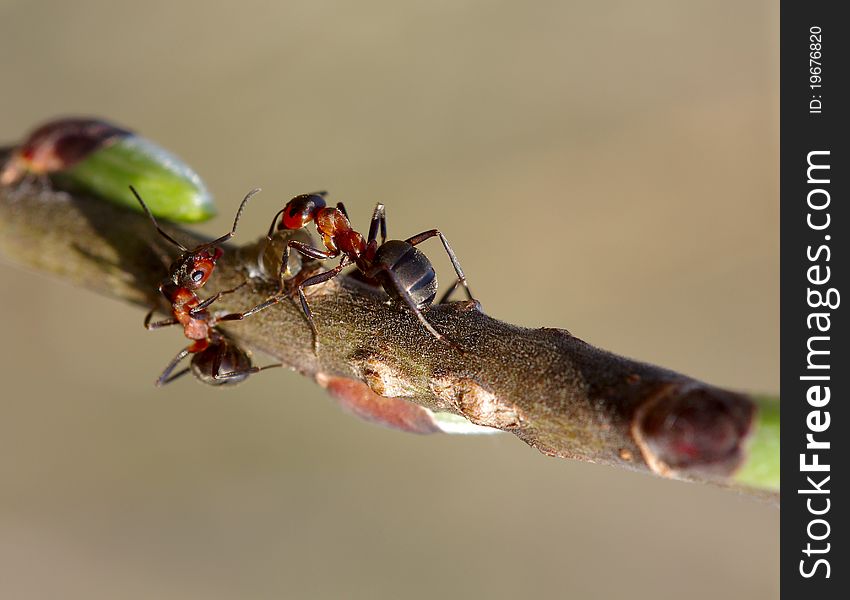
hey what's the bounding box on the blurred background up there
[0,1,778,598]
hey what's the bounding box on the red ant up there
[131,186,279,386]
[245,192,473,350]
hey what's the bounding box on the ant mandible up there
[245,192,474,350]
[131,186,279,386]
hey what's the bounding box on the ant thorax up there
[315,208,365,257]
[168,286,199,312]
[168,287,209,341]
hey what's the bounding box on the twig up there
[0,165,779,499]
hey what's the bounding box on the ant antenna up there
[266,208,287,239]
[130,185,189,252]
[195,188,261,251]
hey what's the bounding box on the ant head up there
[131,185,258,291]
[280,192,327,230]
[168,246,224,290]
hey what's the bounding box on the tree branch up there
[0,160,779,500]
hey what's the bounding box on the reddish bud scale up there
[635,383,755,477]
[4,117,216,222]
[320,375,441,434]
[1,118,129,185]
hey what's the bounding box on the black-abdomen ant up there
[246,193,474,350]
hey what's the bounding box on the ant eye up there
[192,270,204,283]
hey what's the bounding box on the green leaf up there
[56,135,215,222]
[734,395,780,490]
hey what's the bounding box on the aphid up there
[2,117,214,222]
[132,186,278,386]
[246,193,474,350]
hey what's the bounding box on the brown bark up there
[0,166,766,494]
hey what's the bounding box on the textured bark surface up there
[0,163,769,495]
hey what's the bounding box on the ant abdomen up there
[191,337,254,386]
[372,240,438,309]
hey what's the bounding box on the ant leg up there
[405,229,473,301]
[379,266,463,351]
[292,257,352,352]
[246,363,282,377]
[160,368,191,385]
[239,296,281,319]
[189,281,249,318]
[209,346,237,382]
[279,240,338,286]
[205,281,271,322]
[144,308,178,330]
[436,278,461,304]
[205,344,226,381]
[366,203,387,247]
[215,312,247,323]
[213,361,283,382]
[207,340,281,382]
[336,202,349,220]
[240,243,341,319]
[155,347,191,386]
